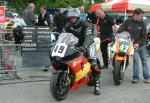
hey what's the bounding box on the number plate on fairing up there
[52,43,67,57]
[119,43,129,53]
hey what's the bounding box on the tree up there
[95,0,105,3]
[35,0,84,13]
[83,0,105,12]
[9,0,26,14]
[9,0,104,14]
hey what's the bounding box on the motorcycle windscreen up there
[116,32,131,43]
[52,33,79,57]
[116,32,131,54]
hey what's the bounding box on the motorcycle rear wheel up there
[50,72,70,101]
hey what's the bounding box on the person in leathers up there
[65,8,101,95]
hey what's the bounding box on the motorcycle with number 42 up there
[49,33,101,101]
[108,32,134,85]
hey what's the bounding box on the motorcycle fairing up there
[67,55,91,90]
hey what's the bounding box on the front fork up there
[122,56,127,73]
[61,70,70,88]
[114,54,128,72]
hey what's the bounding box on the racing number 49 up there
[54,45,65,54]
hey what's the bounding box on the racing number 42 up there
[119,44,129,53]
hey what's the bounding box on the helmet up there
[67,8,80,18]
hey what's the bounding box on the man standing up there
[86,10,97,35]
[54,8,67,33]
[115,16,123,25]
[118,8,150,83]
[96,9,115,69]
[38,6,51,26]
[23,3,37,27]
[79,6,87,22]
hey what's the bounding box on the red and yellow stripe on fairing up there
[75,62,91,82]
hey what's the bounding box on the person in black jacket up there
[115,16,123,25]
[86,10,97,35]
[118,8,150,83]
[96,9,115,69]
[54,8,67,33]
[38,6,50,26]
[38,6,51,71]
[65,8,101,95]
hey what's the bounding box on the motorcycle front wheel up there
[113,60,124,85]
[50,71,70,101]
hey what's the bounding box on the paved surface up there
[0,56,150,103]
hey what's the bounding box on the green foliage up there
[9,0,105,14]
[84,0,105,12]
[95,0,105,3]
[34,0,84,13]
[44,0,84,8]
[9,0,25,13]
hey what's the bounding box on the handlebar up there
[73,47,86,55]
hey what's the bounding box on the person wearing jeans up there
[133,46,150,82]
[118,8,150,83]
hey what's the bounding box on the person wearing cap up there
[118,8,150,84]
[23,3,37,26]
[65,8,101,95]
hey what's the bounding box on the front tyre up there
[113,61,124,85]
[50,71,70,101]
